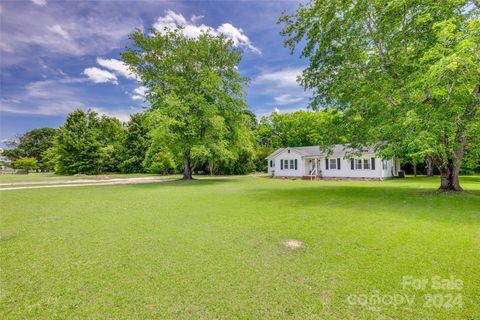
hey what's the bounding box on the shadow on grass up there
[245,182,480,225]
[129,176,241,189]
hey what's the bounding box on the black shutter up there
[325,158,329,170]
[337,158,341,170]
[295,159,298,170]
[280,160,283,170]
[351,159,354,170]
[371,158,375,170]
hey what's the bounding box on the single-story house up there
[266,145,400,179]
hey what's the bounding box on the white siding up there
[320,154,393,179]
[268,149,304,177]
[268,150,397,179]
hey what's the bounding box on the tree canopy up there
[122,27,253,179]
[53,109,124,175]
[280,0,480,191]
[3,127,56,168]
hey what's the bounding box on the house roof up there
[266,144,380,159]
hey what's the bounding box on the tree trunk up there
[426,157,433,176]
[208,160,215,176]
[413,163,417,177]
[438,142,465,192]
[182,151,193,180]
[439,162,463,192]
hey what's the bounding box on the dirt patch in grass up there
[283,239,305,250]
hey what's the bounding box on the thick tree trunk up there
[426,157,433,176]
[438,142,465,192]
[439,162,463,192]
[182,151,193,180]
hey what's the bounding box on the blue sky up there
[0,0,309,146]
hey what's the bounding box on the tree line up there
[4,108,478,177]
[3,1,479,191]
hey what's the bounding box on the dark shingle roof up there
[266,144,380,159]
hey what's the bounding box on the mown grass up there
[0,176,479,319]
[0,172,162,184]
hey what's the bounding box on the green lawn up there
[0,172,162,184]
[1,176,479,319]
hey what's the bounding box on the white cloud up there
[0,2,141,62]
[31,0,47,6]
[47,24,70,40]
[1,77,140,122]
[250,67,310,111]
[96,57,138,80]
[274,94,304,105]
[130,86,147,101]
[153,10,261,54]
[255,68,303,88]
[217,23,261,54]
[131,95,144,101]
[0,78,86,115]
[83,67,118,84]
[274,107,280,113]
[134,86,147,96]
[93,106,144,122]
[190,15,204,22]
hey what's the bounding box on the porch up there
[302,157,322,179]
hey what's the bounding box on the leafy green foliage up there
[53,109,124,175]
[3,128,56,168]
[122,27,253,179]
[279,0,480,190]
[12,156,38,171]
[258,109,345,149]
[120,113,150,173]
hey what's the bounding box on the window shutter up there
[325,158,329,170]
[295,159,298,170]
[351,159,354,170]
[280,160,283,170]
[337,158,341,170]
[371,158,375,170]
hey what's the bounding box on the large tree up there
[280,0,480,191]
[3,128,56,168]
[122,27,251,180]
[54,109,124,174]
[258,109,345,148]
[120,113,150,173]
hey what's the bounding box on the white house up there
[266,145,400,179]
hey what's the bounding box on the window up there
[356,159,362,169]
[329,158,337,170]
[284,159,289,169]
[363,158,370,169]
[290,159,294,169]
[269,160,273,168]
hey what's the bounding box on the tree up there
[280,0,479,191]
[54,109,124,175]
[12,157,38,172]
[2,128,56,168]
[120,113,150,173]
[258,109,345,149]
[122,27,252,180]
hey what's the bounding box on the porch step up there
[302,176,320,180]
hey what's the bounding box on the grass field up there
[0,172,161,184]
[1,176,479,319]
